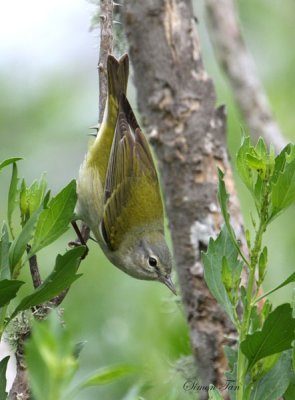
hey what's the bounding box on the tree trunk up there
[122,0,244,394]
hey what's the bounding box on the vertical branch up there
[98,0,114,122]
[122,0,244,395]
[205,0,287,152]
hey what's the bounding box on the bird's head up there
[115,230,176,294]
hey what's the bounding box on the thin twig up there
[98,0,114,122]
[26,245,42,289]
[205,0,287,152]
[73,0,114,247]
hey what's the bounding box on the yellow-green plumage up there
[76,54,175,294]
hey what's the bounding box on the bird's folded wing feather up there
[101,95,164,251]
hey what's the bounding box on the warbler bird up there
[76,54,175,294]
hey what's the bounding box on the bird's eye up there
[148,256,158,267]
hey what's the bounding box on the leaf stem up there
[236,214,266,399]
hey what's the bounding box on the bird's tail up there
[107,54,129,106]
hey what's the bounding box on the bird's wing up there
[101,94,164,251]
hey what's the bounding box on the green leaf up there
[0,356,9,399]
[250,351,292,400]
[217,169,248,268]
[208,385,224,399]
[250,353,280,383]
[0,157,22,172]
[0,279,24,307]
[20,175,47,225]
[246,153,265,172]
[7,163,19,239]
[29,180,77,255]
[258,246,267,284]
[80,364,134,388]
[236,137,253,192]
[224,346,237,371]
[25,311,78,400]
[271,144,292,185]
[202,226,239,324]
[271,155,295,219]
[9,204,44,273]
[225,363,238,400]
[255,272,295,303]
[250,305,261,333]
[0,224,10,280]
[222,257,233,294]
[10,246,84,320]
[241,304,295,370]
[284,383,295,400]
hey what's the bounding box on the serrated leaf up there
[0,279,24,307]
[29,180,77,255]
[7,163,19,239]
[9,203,44,272]
[0,158,22,172]
[250,351,292,400]
[224,346,237,371]
[80,365,134,388]
[271,156,295,219]
[225,363,238,400]
[0,356,9,399]
[241,304,295,370]
[271,144,292,185]
[202,226,238,324]
[0,224,10,280]
[208,385,224,399]
[10,246,84,320]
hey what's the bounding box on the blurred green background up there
[0,0,295,399]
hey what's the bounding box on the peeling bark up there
[122,0,244,393]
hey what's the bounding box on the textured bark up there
[205,0,287,152]
[98,0,114,122]
[8,332,30,400]
[122,0,244,394]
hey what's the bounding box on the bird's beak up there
[161,275,177,295]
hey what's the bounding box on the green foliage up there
[208,385,224,399]
[25,312,134,400]
[0,159,142,399]
[25,312,79,400]
[0,280,24,307]
[0,356,9,399]
[79,365,134,388]
[249,351,292,400]
[29,180,77,255]
[0,160,83,370]
[241,304,295,369]
[202,227,237,323]
[9,247,85,321]
[202,137,295,399]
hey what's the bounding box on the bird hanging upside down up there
[76,54,176,294]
